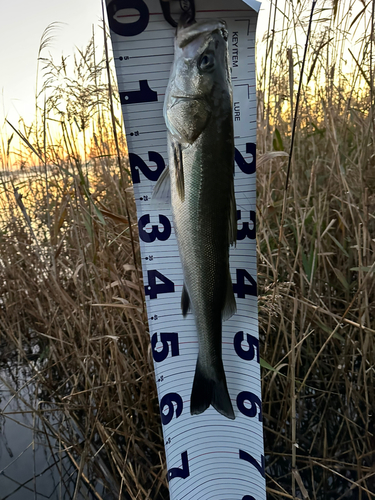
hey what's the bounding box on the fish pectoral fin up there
[173,141,185,201]
[181,284,190,317]
[151,166,171,205]
[222,270,236,321]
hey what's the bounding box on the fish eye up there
[198,52,215,72]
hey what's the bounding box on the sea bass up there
[160,18,237,419]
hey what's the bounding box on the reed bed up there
[0,1,374,499]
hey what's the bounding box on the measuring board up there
[106,1,264,498]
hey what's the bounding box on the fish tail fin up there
[190,357,235,420]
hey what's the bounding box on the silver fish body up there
[162,19,237,419]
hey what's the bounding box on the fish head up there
[165,20,232,143]
[176,20,231,97]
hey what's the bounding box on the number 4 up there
[145,270,175,299]
[233,269,257,298]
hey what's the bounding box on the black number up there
[138,214,171,243]
[237,392,263,421]
[107,0,149,37]
[130,151,165,184]
[235,143,256,174]
[234,331,259,362]
[120,80,158,105]
[242,497,256,500]
[145,270,175,299]
[160,392,183,425]
[239,450,265,478]
[151,332,179,362]
[167,451,190,482]
[237,210,256,240]
[233,269,257,298]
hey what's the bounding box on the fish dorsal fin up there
[228,179,237,246]
[151,166,171,206]
[173,141,185,201]
[181,283,190,317]
[222,269,236,321]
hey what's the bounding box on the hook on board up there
[160,0,196,28]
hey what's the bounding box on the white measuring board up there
[106,1,264,498]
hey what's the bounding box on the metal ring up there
[179,0,195,23]
[160,1,177,28]
[159,0,196,28]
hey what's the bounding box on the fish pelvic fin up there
[181,284,190,317]
[190,357,235,420]
[222,269,236,321]
[173,140,185,201]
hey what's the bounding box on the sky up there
[0,0,271,131]
[0,0,370,133]
[0,0,104,126]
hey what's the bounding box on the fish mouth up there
[170,95,204,101]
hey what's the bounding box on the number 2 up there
[130,151,165,184]
[235,143,256,174]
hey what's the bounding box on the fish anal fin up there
[181,284,190,317]
[222,269,236,321]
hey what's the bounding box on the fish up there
[156,17,237,419]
